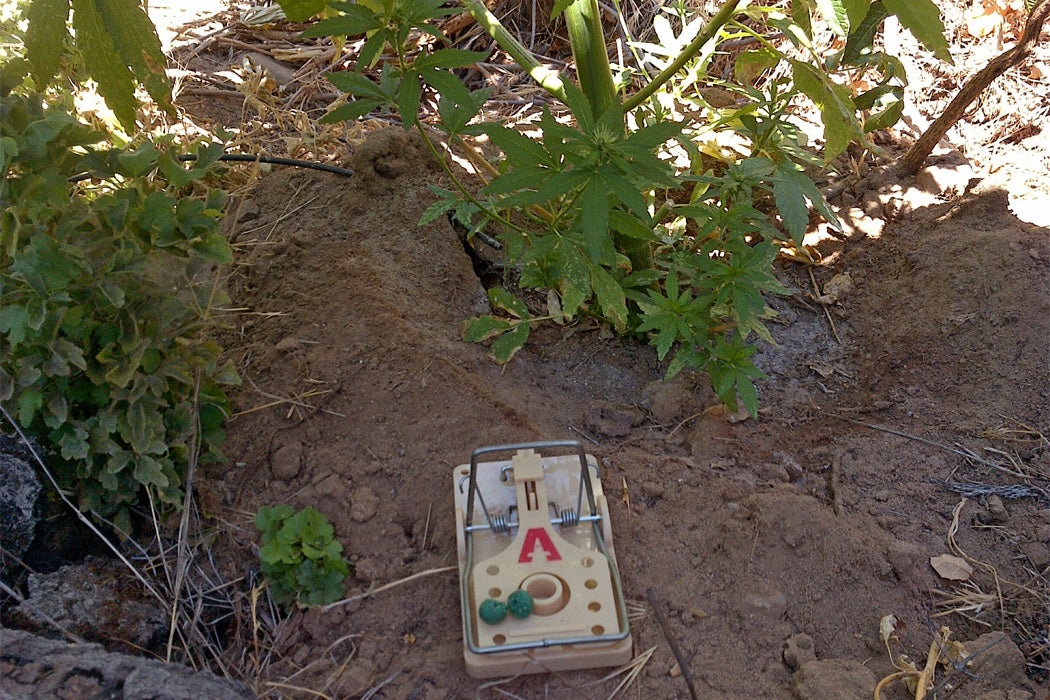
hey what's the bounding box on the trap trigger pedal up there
[453,440,633,679]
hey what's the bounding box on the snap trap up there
[453,441,632,678]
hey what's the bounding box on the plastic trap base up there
[453,441,632,679]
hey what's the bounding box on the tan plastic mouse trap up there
[453,441,633,679]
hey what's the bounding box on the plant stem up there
[459,0,570,104]
[622,0,744,114]
[564,0,619,121]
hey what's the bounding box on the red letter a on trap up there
[519,527,563,563]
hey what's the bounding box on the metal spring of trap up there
[457,441,603,536]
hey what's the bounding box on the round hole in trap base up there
[520,573,569,616]
[591,625,605,635]
[581,557,594,568]
[486,565,499,576]
[584,579,597,589]
[489,588,502,598]
[493,634,507,645]
[588,601,601,612]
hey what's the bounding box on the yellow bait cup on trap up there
[453,441,633,679]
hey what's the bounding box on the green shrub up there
[0,92,238,532]
[255,505,350,608]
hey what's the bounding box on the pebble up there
[738,583,787,619]
[350,486,379,523]
[270,441,303,480]
[782,633,817,671]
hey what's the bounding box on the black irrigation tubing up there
[67,153,354,183]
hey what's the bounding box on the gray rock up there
[15,557,167,653]
[0,626,254,699]
[0,435,43,561]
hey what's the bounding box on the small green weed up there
[255,505,350,609]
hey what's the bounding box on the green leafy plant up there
[15,0,173,132]
[0,91,238,531]
[255,505,350,608]
[275,0,951,415]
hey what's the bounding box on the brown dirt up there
[195,121,1049,698]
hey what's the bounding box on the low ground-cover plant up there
[279,0,952,415]
[0,91,238,532]
[255,505,350,608]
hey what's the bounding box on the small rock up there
[1034,524,1050,542]
[885,541,925,584]
[773,452,805,481]
[331,656,378,696]
[961,631,1028,690]
[350,486,379,523]
[791,659,876,700]
[817,272,853,305]
[753,462,790,483]
[1019,540,1050,569]
[0,435,43,562]
[737,583,787,620]
[782,633,817,671]
[874,489,891,502]
[640,481,665,499]
[270,441,304,481]
[583,401,644,438]
[980,495,1009,524]
[641,373,708,425]
[669,662,682,678]
[235,198,260,223]
[354,557,380,584]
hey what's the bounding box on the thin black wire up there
[67,153,354,183]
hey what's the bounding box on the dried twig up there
[323,566,456,610]
[646,588,699,700]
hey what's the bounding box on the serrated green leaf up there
[864,98,903,132]
[96,0,173,113]
[24,0,71,89]
[18,388,44,427]
[132,454,168,488]
[275,0,328,22]
[735,47,780,84]
[70,0,137,130]
[192,234,234,263]
[772,161,841,244]
[590,264,627,331]
[0,306,29,348]
[883,0,953,64]
[490,321,529,363]
[327,71,387,99]
[300,5,382,37]
[396,73,422,128]
[791,60,861,161]
[790,0,813,37]
[462,315,512,342]
[815,0,850,35]
[415,49,487,70]
[487,287,529,319]
[843,1,889,63]
[256,504,295,534]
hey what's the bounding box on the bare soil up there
[200,122,1048,698]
